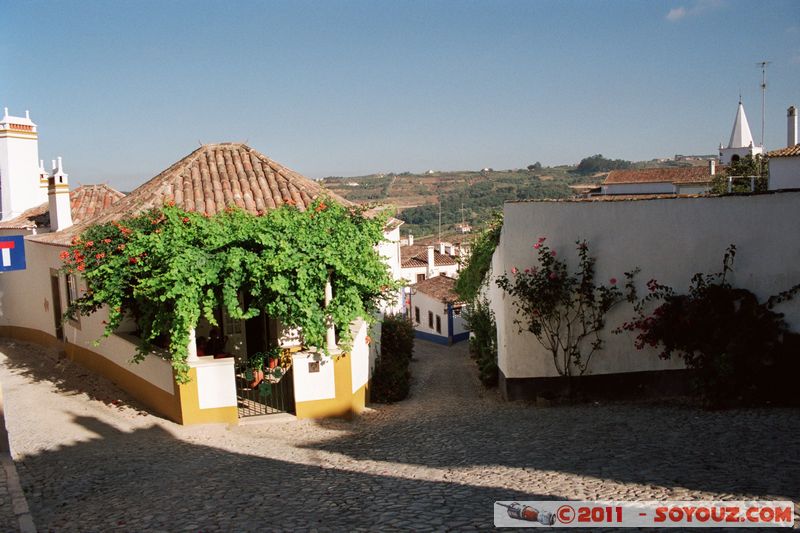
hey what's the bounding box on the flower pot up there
[249,369,264,389]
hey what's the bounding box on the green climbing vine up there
[61,199,396,382]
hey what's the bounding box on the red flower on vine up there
[103,238,112,244]
[77,264,85,271]
[550,250,557,257]
[533,243,541,249]
[609,278,617,285]
[549,272,558,280]
[129,257,138,264]
[59,251,70,260]
[182,217,190,223]
[511,267,518,275]
[86,241,94,247]
[95,253,105,260]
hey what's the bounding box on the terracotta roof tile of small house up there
[413,275,463,304]
[604,166,717,185]
[401,245,457,268]
[31,143,351,245]
[767,144,800,157]
[0,184,125,230]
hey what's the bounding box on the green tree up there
[711,154,769,194]
[61,200,396,381]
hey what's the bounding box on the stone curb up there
[0,383,36,533]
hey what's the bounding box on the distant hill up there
[322,158,709,238]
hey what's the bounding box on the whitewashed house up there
[0,115,383,424]
[767,106,800,191]
[488,193,800,401]
[408,275,468,345]
[602,163,717,196]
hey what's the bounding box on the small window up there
[435,315,441,333]
[453,306,462,316]
[414,306,420,323]
[428,311,433,328]
[66,274,78,308]
[417,273,426,282]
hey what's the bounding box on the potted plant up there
[246,346,285,389]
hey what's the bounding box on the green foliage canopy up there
[455,212,503,302]
[61,200,395,382]
[575,154,632,174]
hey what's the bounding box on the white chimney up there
[408,233,414,246]
[426,245,435,279]
[48,156,72,231]
[709,159,716,176]
[788,106,798,147]
[439,242,446,255]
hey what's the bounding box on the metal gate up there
[236,365,296,417]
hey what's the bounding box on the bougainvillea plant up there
[60,199,396,382]
[496,238,635,377]
[617,245,800,406]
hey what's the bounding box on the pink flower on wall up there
[610,278,617,285]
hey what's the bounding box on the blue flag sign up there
[0,236,26,272]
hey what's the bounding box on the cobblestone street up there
[0,337,798,531]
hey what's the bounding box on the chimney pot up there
[788,106,798,147]
[709,160,716,176]
[426,245,435,279]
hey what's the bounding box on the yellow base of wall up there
[0,325,237,426]
[64,340,184,424]
[0,326,62,350]
[175,367,238,425]
[294,353,368,419]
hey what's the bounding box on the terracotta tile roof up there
[413,275,463,304]
[401,245,457,268]
[0,184,125,230]
[604,166,716,185]
[31,143,351,245]
[767,144,800,158]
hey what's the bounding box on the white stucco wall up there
[410,291,446,337]
[194,357,237,409]
[769,157,800,190]
[292,351,336,402]
[401,263,459,285]
[493,192,800,380]
[0,130,46,220]
[676,184,710,195]
[452,308,469,335]
[0,237,176,395]
[603,182,675,195]
[349,318,369,393]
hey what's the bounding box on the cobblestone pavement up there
[0,337,798,531]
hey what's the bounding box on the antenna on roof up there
[198,140,203,146]
[757,60,771,148]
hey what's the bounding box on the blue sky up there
[2,0,799,190]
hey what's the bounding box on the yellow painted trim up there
[0,325,62,349]
[294,353,367,419]
[175,367,238,425]
[65,341,184,423]
[0,131,37,139]
[0,325,186,423]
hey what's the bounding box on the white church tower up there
[0,107,48,220]
[719,99,763,165]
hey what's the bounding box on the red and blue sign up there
[0,236,26,272]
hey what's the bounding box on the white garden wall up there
[492,191,800,381]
